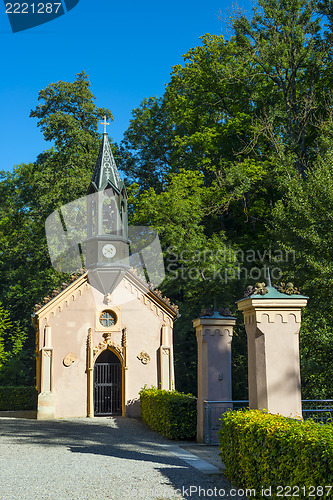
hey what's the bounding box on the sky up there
[0,0,253,173]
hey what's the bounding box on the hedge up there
[0,386,38,411]
[140,388,196,440]
[219,409,333,499]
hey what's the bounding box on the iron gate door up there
[94,350,122,416]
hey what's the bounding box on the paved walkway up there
[0,416,247,500]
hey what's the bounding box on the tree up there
[231,0,333,176]
[128,169,246,394]
[300,313,333,399]
[121,0,333,234]
[30,71,112,159]
[119,0,333,397]
[0,302,31,385]
[272,148,333,307]
[28,71,113,217]
[0,72,115,384]
[271,146,333,398]
[119,97,175,193]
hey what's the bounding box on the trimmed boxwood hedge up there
[140,388,196,440]
[0,386,38,411]
[219,409,333,498]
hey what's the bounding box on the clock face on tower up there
[102,243,117,259]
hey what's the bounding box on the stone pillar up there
[193,311,236,443]
[159,324,171,390]
[170,326,175,390]
[237,284,308,418]
[87,328,94,418]
[122,327,128,417]
[37,325,55,419]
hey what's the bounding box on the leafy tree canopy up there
[119,0,333,397]
[1,0,333,398]
[0,72,115,386]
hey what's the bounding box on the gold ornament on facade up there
[137,350,151,365]
[93,332,123,358]
[244,282,269,297]
[122,327,128,347]
[63,352,78,366]
[273,282,300,295]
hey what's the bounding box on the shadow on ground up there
[0,416,247,499]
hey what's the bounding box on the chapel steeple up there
[88,116,123,194]
[85,117,129,296]
[86,116,128,239]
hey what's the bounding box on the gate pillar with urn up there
[237,281,308,418]
[193,306,236,443]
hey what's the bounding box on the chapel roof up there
[32,268,179,319]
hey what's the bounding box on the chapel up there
[33,121,178,419]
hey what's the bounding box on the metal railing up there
[203,399,333,444]
[302,400,333,424]
[204,400,249,444]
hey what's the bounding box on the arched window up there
[103,194,117,234]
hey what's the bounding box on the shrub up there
[140,387,196,440]
[0,386,38,411]
[219,410,333,499]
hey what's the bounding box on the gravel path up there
[0,417,247,500]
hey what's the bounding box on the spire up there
[266,267,272,287]
[88,116,122,193]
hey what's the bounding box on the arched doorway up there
[94,348,122,416]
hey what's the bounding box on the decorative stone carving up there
[220,307,233,317]
[122,327,127,347]
[137,350,150,365]
[244,282,268,297]
[200,306,233,317]
[93,332,123,360]
[104,293,112,304]
[63,352,78,366]
[273,282,300,295]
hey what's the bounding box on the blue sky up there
[0,0,253,172]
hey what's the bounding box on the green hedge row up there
[140,388,196,440]
[0,386,38,410]
[219,410,333,499]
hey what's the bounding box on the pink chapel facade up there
[33,270,178,419]
[33,122,178,419]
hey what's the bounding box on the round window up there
[99,310,117,327]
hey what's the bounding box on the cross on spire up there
[100,115,110,134]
